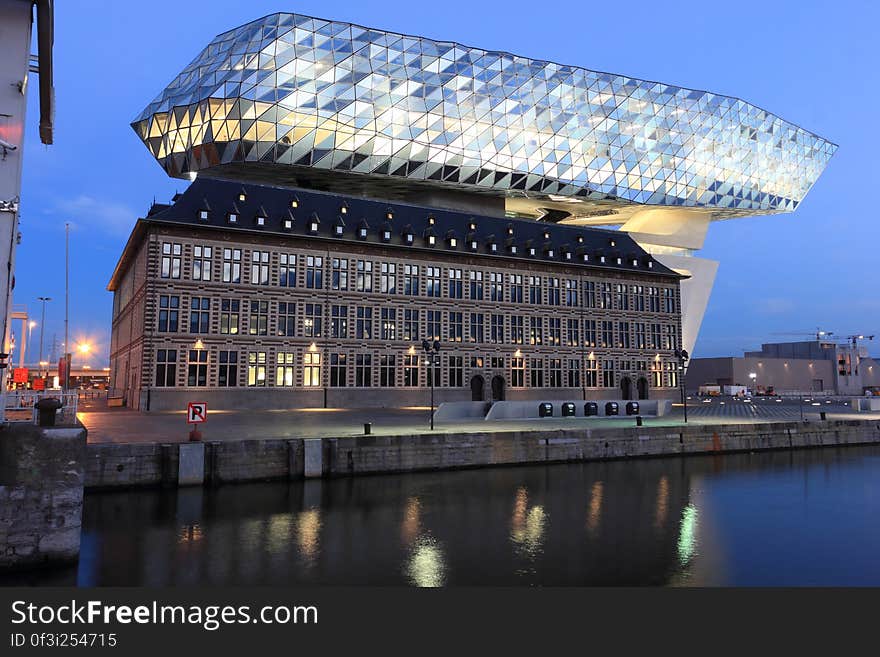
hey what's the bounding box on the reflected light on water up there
[297,509,322,562]
[267,514,292,554]
[655,476,669,529]
[586,481,604,535]
[177,524,203,546]
[401,496,421,545]
[677,504,699,567]
[406,535,446,587]
[510,486,547,559]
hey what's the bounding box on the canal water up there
[7,446,880,586]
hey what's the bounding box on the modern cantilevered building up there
[109,12,835,410]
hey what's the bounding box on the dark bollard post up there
[636,415,643,427]
[820,411,826,421]
[364,422,372,435]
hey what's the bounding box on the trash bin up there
[625,401,640,416]
[34,397,63,427]
[538,402,553,417]
[605,401,619,416]
[561,402,576,417]
[584,402,599,417]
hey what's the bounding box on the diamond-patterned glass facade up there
[133,12,835,219]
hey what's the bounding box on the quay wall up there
[84,418,880,489]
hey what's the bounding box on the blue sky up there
[14,0,879,365]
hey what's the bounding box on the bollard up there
[820,411,826,421]
[364,422,372,435]
[636,415,643,427]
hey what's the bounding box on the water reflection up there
[6,446,880,586]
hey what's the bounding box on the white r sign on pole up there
[186,401,207,424]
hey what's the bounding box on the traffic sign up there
[12,367,28,384]
[186,401,207,424]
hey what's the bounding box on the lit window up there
[405,233,413,244]
[489,243,497,252]
[335,225,344,236]
[228,213,237,224]
[583,254,589,262]
[547,249,554,258]
[309,221,318,233]
[256,216,265,226]
[428,215,435,225]
[632,259,638,266]
[565,252,571,260]
[283,219,292,230]
[449,237,457,247]
[199,210,209,220]
[610,239,616,247]
[577,236,584,243]
[386,210,393,220]
[507,226,514,235]
[238,193,246,202]
[469,222,476,231]
[510,245,517,254]
[616,257,622,265]
[340,205,348,214]
[600,256,606,263]
[470,240,477,250]
[648,261,653,268]
[543,231,550,239]
[291,199,299,208]
[359,227,368,238]
[382,230,391,241]
[427,235,436,245]
[529,247,536,256]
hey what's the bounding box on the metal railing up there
[3,390,78,424]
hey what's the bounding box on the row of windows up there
[157,295,680,348]
[159,243,678,312]
[153,348,681,389]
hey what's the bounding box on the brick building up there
[108,177,684,410]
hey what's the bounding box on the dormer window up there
[489,242,497,253]
[428,215,435,226]
[609,239,616,247]
[340,203,348,215]
[547,249,554,258]
[449,237,457,248]
[427,234,436,246]
[283,219,293,230]
[577,236,584,243]
[291,198,299,209]
[386,209,394,220]
[507,225,514,235]
[582,254,589,262]
[335,225,344,236]
[199,210,209,220]
[600,255,606,264]
[648,261,653,269]
[470,240,478,250]
[358,227,368,239]
[227,213,238,224]
[565,252,571,260]
[616,257,622,265]
[469,221,476,231]
[255,216,266,227]
[543,231,550,240]
[529,247,536,257]
[510,245,517,254]
[238,193,247,202]
[632,259,638,266]
[405,233,414,244]
[382,230,391,242]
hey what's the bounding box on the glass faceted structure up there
[133,12,835,219]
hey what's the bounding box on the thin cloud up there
[49,195,137,236]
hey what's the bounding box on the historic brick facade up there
[109,179,684,411]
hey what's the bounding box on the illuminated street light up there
[77,342,92,355]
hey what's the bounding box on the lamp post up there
[37,297,51,376]
[674,348,690,423]
[422,339,440,430]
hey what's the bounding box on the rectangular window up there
[618,321,631,349]
[160,243,182,279]
[601,321,614,348]
[220,299,239,335]
[564,279,578,306]
[426,266,441,297]
[568,359,581,389]
[448,312,463,342]
[356,260,373,292]
[189,296,210,334]
[664,288,677,314]
[469,313,484,343]
[503,317,520,346]
[548,318,561,346]
[650,323,662,350]
[511,357,525,387]
[304,303,322,338]
[448,269,463,299]
[380,354,396,387]
[192,245,212,281]
[648,287,661,313]
[248,300,268,336]
[329,354,347,387]
[218,350,238,387]
[585,359,599,388]
[303,352,321,387]
[449,355,463,387]
[584,319,597,347]
[403,309,419,341]
[528,276,542,304]
[356,307,373,339]
[633,285,646,312]
[602,359,615,388]
[635,322,647,350]
[616,284,629,311]
[158,295,179,332]
[155,349,177,386]
[306,255,323,289]
[331,305,348,338]
[509,274,523,303]
[549,358,562,387]
[530,358,544,388]
[404,354,419,386]
[583,281,596,309]
[566,318,580,346]
[548,278,561,306]
[426,310,441,342]
[332,258,348,291]
[381,308,397,340]
[277,302,296,337]
[489,272,504,302]
[248,352,267,387]
[664,325,678,351]
[381,262,397,294]
[529,317,543,346]
[490,314,504,344]
[404,264,419,296]
[469,271,483,300]
[187,349,208,387]
[276,352,295,387]
[355,354,372,387]
[222,248,241,283]
[600,283,613,310]
[250,250,269,285]
[279,253,297,287]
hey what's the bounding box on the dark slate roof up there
[108,177,682,290]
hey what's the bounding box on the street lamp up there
[37,296,51,375]
[422,339,441,430]
[76,342,92,355]
[674,348,690,423]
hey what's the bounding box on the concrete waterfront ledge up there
[82,418,880,490]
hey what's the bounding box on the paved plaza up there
[75,395,876,444]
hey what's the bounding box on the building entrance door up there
[637,377,649,400]
[620,376,632,400]
[491,375,505,401]
[470,375,485,401]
